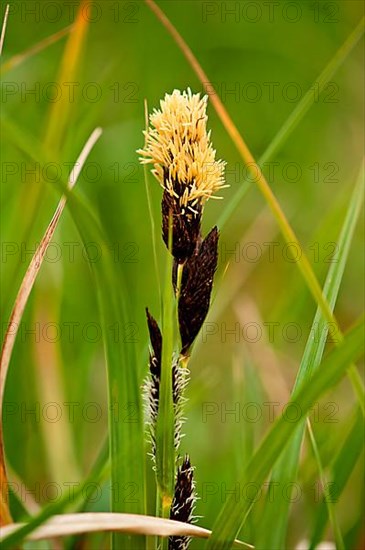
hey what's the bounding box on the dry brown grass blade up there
[0,513,254,548]
[0,24,73,74]
[144,0,339,332]
[0,445,11,525]
[0,127,102,525]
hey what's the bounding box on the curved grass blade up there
[256,164,364,549]
[207,318,364,549]
[0,513,253,549]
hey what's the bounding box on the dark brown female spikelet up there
[161,187,202,262]
[178,226,219,355]
[144,308,162,457]
[144,310,188,457]
[146,308,162,369]
[169,455,196,550]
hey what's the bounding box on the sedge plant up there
[138,89,228,550]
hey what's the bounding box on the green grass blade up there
[306,419,344,550]
[143,166,161,301]
[155,221,175,519]
[295,166,364,389]
[207,317,364,549]
[143,100,161,300]
[309,409,364,549]
[256,164,364,549]
[93,261,146,550]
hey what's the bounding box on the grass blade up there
[256,164,364,549]
[143,98,161,299]
[0,513,252,549]
[0,24,73,75]
[207,317,364,549]
[309,409,364,548]
[1,2,91,336]
[305,419,344,550]
[155,221,175,517]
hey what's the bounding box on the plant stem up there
[175,262,184,349]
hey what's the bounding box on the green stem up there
[175,262,184,300]
[155,214,175,536]
[175,262,184,349]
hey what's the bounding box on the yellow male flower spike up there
[138,88,227,262]
[139,88,226,209]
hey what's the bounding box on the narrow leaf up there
[309,409,364,548]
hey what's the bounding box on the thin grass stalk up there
[309,409,364,548]
[306,419,345,550]
[0,23,73,74]
[143,99,162,300]
[156,216,175,515]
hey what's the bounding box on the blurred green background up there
[1,0,364,548]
